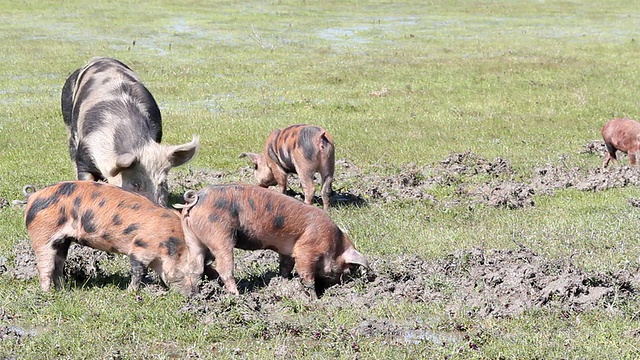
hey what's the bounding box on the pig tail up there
[12,184,37,205]
[172,189,199,210]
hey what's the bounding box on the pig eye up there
[253,164,258,170]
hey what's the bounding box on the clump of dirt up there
[436,151,513,178]
[0,309,14,322]
[579,140,607,157]
[64,244,115,284]
[532,163,640,194]
[11,241,38,281]
[0,198,9,209]
[0,309,35,342]
[469,181,535,209]
[10,241,123,288]
[0,324,35,341]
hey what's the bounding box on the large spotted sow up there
[240,124,335,210]
[24,181,202,296]
[61,57,199,205]
[175,184,368,297]
[602,118,640,168]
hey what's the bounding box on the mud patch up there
[326,146,640,209]
[5,143,639,348]
[579,140,607,157]
[169,152,520,208]
[184,247,636,325]
[0,309,35,343]
[0,325,35,342]
[63,244,118,285]
[330,153,525,208]
[165,246,639,351]
[469,181,535,209]
[532,162,640,193]
[169,168,245,195]
[11,241,38,281]
[6,239,637,345]
[437,248,635,318]
[435,151,513,178]
[9,241,129,289]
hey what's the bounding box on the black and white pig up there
[61,57,199,205]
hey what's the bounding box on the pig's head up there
[318,232,369,284]
[160,264,201,297]
[109,136,199,205]
[239,152,277,187]
[159,240,204,297]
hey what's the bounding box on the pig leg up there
[206,234,239,294]
[215,249,239,295]
[320,174,333,210]
[299,173,316,206]
[292,253,319,299]
[128,255,148,291]
[34,237,71,291]
[51,238,71,290]
[34,246,57,291]
[273,168,289,195]
[602,154,611,169]
[630,151,638,166]
[278,254,295,278]
[603,143,617,168]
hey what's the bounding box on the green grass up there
[3,0,640,358]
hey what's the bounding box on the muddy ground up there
[3,141,640,348]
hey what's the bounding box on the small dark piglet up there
[240,124,335,210]
[602,118,640,168]
[176,184,368,297]
[23,181,202,295]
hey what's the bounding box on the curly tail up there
[12,185,37,205]
[172,189,199,210]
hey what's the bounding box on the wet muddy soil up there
[4,142,640,345]
[5,240,637,344]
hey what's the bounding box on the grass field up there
[2,0,640,358]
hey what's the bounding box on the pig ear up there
[239,152,260,164]
[343,247,369,269]
[166,136,200,167]
[110,153,138,177]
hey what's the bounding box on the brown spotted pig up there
[176,184,368,297]
[602,118,640,168]
[24,181,202,296]
[61,57,199,205]
[240,124,335,210]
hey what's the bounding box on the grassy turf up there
[2,0,640,358]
